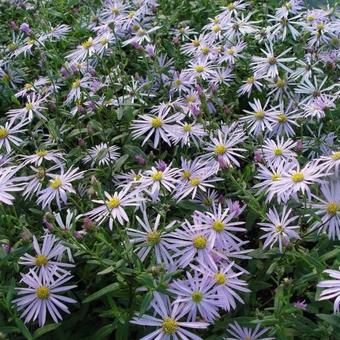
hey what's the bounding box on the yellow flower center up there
[182,170,191,180]
[307,15,315,22]
[193,235,207,249]
[27,39,35,45]
[72,79,81,89]
[191,291,203,303]
[227,3,235,10]
[8,43,17,51]
[81,38,93,49]
[214,144,227,155]
[147,231,161,245]
[152,171,163,181]
[192,39,200,47]
[254,111,265,119]
[100,37,109,45]
[212,219,224,232]
[331,152,340,161]
[291,172,304,183]
[128,11,136,19]
[0,128,9,139]
[195,65,205,73]
[24,83,33,90]
[275,224,284,233]
[186,95,196,103]
[25,103,33,110]
[247,76,255,84]
[49,178,62,189]
[107,197,120,208]
[174,79,182,86]
[227,47,236,55]
[183,123,192,132]
[190,177,201,186]
[2,74,10,82]
[277,113,288,123]
[203,198,212,207]
[214,272,226,285]
[276,79,285,88]
[133,174,142,182]
[36,286,50,300]
[285,2,292,9]
[35,255,48,266]
[36,149,48,157]
[212,25,220,33]
[37,167,45,179]
[316,23,325,30]
[268,56,277,65]
[111,7,120,14]
[151,117,163,128]
[162,317,178,334]
[274,148,283,156]
[244,336,252,340]
[326,202,338,215]
[271,173,281,181]
[201,47,210,55]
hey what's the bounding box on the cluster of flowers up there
[0,0,339,338]
[13,234,76,327]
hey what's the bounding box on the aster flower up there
[310,181,340,240]
[131,103,184,148]
[259,206,300,253]
[169,272,221,323]
[241,99,277,135]
[251,43,295,79]
[271,161,326,200]
[318,151,340,174]
[195,204,246,250]
[37,167,85,209]
[139,164,179,202]
[202,129,246,170]
[13,269,77,327]
[0,166,23,205]
[84,186,141,229]
[261,137,297,167]
[19,234,74,280]
[225,321,274,340]
[237,74,263,97]
[83,143,120,166]
[0,119,27,153]
[66,37,97,63]
[166,220,215,268]
[65,75,92,106]
[130,292,209,340]
[21,149,64,167]
[127,209,177,264]
[318,268,340,313]
[169,121,206,147]
[6,93,48,122]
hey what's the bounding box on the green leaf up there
[317,314,340,330]
[83,282,120,303]
[33,323,61,339]
[139,291,153,316]
[15,319,33,340]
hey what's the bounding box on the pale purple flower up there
[130,292,209,339]
[294,300,307,311]
[83,143,120,166]
[13,269,77,327]
[0,120,27,153]
[318,268,340,313]
[169,272,221,323]
[0,166,23,205]
[259,206,300,253]
[225,321,274,340]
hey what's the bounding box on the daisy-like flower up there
[7,93,48,122]
[262,137,297,167]
[83,143,120,166]
[225,321,274,340]
[318,268,340,313]
[131,103,183,148]
[166,220,215,268]
[237,74,263,97]
[169,272,220,323]
[21,149,64,167]
[192,261,250,312]
[19,235,74,280]
[139,164,179,202]
[130,292,209,340]
[13,268,77,327]
[310,181,340,240]
[66,37,97,63]
[195,204,246,250]
[0,120,27,153]
[0,166,23,205]
[185,58,216,81]
[127,209,177,264]
[202,129,246,170]
[37,167,85,209]
[83,186,141,229]
[241,99,277,135]
[272,161,326,200]
[251,43,295,79]
[65,75,92,106]
[169,121,206,147]
[259,206,300,253]
[318,151,340,174]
